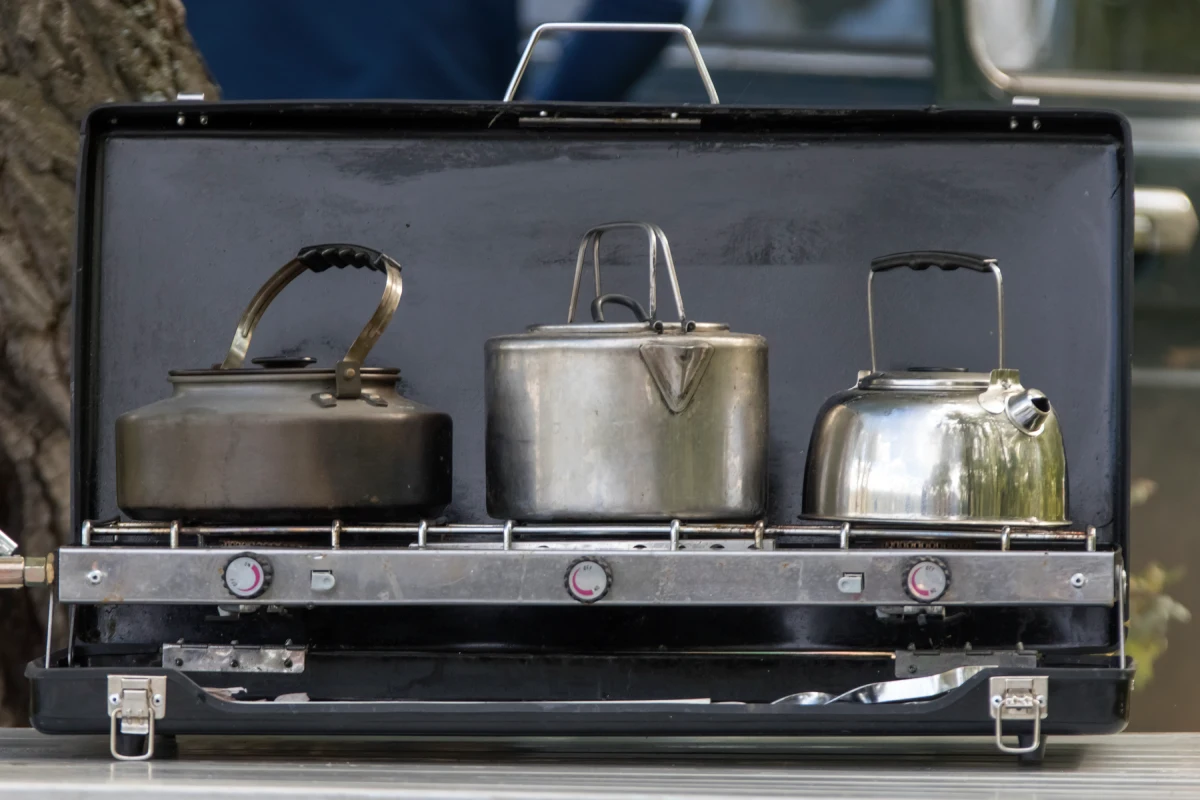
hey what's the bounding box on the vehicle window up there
[970,0,1200,77]
[521,0,932,50]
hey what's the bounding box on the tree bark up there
[0,0,215,726]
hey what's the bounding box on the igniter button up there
[310,571,336,592]
[837,573,864,594]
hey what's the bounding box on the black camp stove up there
[11,24,1133,763]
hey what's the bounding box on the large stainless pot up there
[803,250,1068,527]
[485,222,768,521]
[116,244,452,523]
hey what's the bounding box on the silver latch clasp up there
[107,675,166,761]
[989,675,1048,754]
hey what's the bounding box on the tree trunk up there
[0,0,215,726]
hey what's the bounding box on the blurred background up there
[0,0,1196,730]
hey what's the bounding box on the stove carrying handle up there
[567,222,693,333]
[866,250,1004,373]
[503,22,719,104]
[219,245,404,396]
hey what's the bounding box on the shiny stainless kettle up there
[803,250,1068,528]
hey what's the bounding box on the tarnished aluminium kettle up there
[116,244,452,523]
[803,250,1068,527]
[485,221,768,522]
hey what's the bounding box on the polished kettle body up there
[803,251,1068,528]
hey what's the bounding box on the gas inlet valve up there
[0,529,55,589]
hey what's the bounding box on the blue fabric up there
[184,0,520,101]
[526,0,690,102]
[183,0,687,102]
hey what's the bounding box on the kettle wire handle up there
[591,293,651,323]
[866,250,1004,373]
[220,244,403,370]
[503,22,720,104]
[567,221,692,331]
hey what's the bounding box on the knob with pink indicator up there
[905,558,949,603]
[565,558,612,604]
[223,553,272,599]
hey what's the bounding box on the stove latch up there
[989,675,1048,755]
[107,675,166,761]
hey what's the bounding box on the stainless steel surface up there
[505,22,720,103]
[0,556,23,589]
[1,730,1194,798]
[115,244,452,523]
[772,666,987,706]
[485,222,768,521]
[1118,564,1128,668]
[107,675,166,761]
[427,538,773,551]
[0,526,16,555]
[43,587,53,668]
[57,547,1117,607]
[162,644,306,674]
[989,676,1049,755]
[894,649,1037,679]
[805,252,1067,528]
[841,666,986,704]
[82,518,1093,547]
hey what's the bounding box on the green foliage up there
[1127,563,1191,686]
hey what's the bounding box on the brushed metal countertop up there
[0,732,1194,799]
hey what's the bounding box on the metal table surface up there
[0,731,1193,799]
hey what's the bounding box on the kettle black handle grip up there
[866,250,1005,372]
[591,293,651,323]
[296,244,393,273]
[870,250,995,273]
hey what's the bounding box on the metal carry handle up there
[220,244,403,371]
[867,250,1005,373]
[591,293,650,322]
[567,222,691,331]
[503,22,720,104]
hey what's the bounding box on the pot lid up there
[170,354,398,378]
[526,320,729,335]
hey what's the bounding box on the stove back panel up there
[84,120,1125,545]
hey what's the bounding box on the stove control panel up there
[223,553,272,599]
[904,558,949,603]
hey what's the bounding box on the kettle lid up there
[857,367,994,390]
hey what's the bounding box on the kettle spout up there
[1006,389,1052,434]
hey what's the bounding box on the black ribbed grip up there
[870,250,994,273]
[296,244,393,273]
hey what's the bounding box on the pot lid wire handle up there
[566,222,693,332]
[866,250,1004,373]
[503,22,719,104]
[219,244,404,371]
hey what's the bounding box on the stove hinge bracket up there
[989,675,1048,755]
[107,675,166,761]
